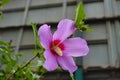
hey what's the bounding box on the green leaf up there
[32,73,40,79]
[36,60,44,67]
[0,1,3,8]
[75,2,85,26]
[74,2,94,32]
[86,28,94,32]
[0,12,4,19]
[31,22,44,50]
[0,0,11,19]
[0,72,4,76]
[25,69,33,80]
[0,41,9,46]
[2,0,10,5]
[32,49,39,55]
[31,23,38,47]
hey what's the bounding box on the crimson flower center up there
[50,39,64,56]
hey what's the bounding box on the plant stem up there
[70,74,75,80]
[6,53,39,80]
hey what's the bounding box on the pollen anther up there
[52,46,63,56]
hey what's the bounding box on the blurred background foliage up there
[0,1,47,79]
[0,27,46,80]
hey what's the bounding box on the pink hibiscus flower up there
[38,19,89,73]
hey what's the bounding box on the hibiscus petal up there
[43,50,58,71]
[53,19,76,42]
[57,56,77,73]
[38,24,52,49]
[63,37,89,57]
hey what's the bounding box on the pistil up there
[52,46,63,56]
